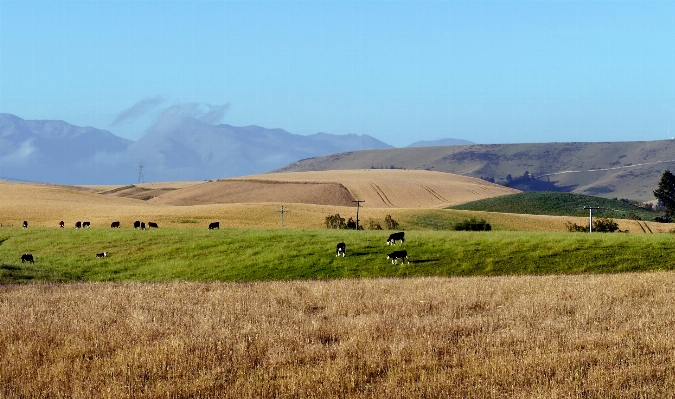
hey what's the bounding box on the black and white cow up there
[336,242,346,257]
[387,232,405,245]
[208,222,220,230]
[147,222,158,228]
[21,253,34,264]
[140,222,146,230]
[22,221,28,228]
[134,221,141,229]
[75,221,82,229]
[96,252,108,258]
[83,221,90,228]
[387,250,409,265]
[110,221,120,228]
[59,221,65,228]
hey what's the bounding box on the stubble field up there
[2,273,675,398]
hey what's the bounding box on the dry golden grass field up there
[2,273,675,398]
[2,172,668,233]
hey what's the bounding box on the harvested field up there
[234,169,520,208]
[2,273,675,397]
[1,180,670,233]
[148,179,356,206]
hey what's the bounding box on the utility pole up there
[584,206,601,233]
[353,200,365,230]
[276,206,291,228]
[137,164,145,184]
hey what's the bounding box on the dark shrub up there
[325,214,346,229]
[454,218,492,231]
[384,215,399,230]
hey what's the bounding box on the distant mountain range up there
[0,113,399,184]
[275,141,675,202]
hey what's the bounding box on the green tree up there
[653,170,675,216]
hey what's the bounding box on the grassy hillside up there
[449,191,661,220]
[274,140,675,201]
[2,227,674,283]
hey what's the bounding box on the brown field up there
[147,179,356,207]
[99,170,518,208]
[1,179,669,233]
[233,169,520,208]
[2,272,675,397]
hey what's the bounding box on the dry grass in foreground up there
[2,273,675,398]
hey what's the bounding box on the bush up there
[368,220,383,230]
[384,215,399,230]
[566,222,587,232]
[593,218,619,233]
[454,218,491,231]
[566,218,619,233]
[345,217,363,230]
[325,214,346,229]
[654,215,673,223]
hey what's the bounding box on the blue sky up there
[1,1,674,147]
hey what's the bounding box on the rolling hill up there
[144,170,520,208]
[274,140,675,202]
[450,192,661,221]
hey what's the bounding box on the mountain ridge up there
[0,113,393,184]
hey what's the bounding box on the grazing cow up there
[83,221,90,228]
[387,250,409,265]
[59,221,65,228]
[75,221,82,229]
[208,222,220,230]
[110,221,120,228]
[140,222,146,230]
[387,232,405,245]
[22,221,28,228]
[134,220,141,229]
[96,251,108,258]
[147,222,158,228]
[336,242,346,257]
[21,253,34,264]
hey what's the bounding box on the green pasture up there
[450,191,660,220]
[1,227,674,283]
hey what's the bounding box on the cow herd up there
[16,221,409,266]
[335,231,410,264]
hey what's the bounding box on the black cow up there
[208,222,220,230]
[134,221,141,229]
[141,222,146,230]
[336,242,346,257]
[147,222,158,228]
[96,251,108,258]
[387,250,409,265]
[83,221,90,228]
[22,221,28,229]
[75,221,82,229]
[21,253,34,264]
[59,221,65,228]
[387,232,405,245]
[110,221,120,228]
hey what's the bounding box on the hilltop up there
[275,140,675,202]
